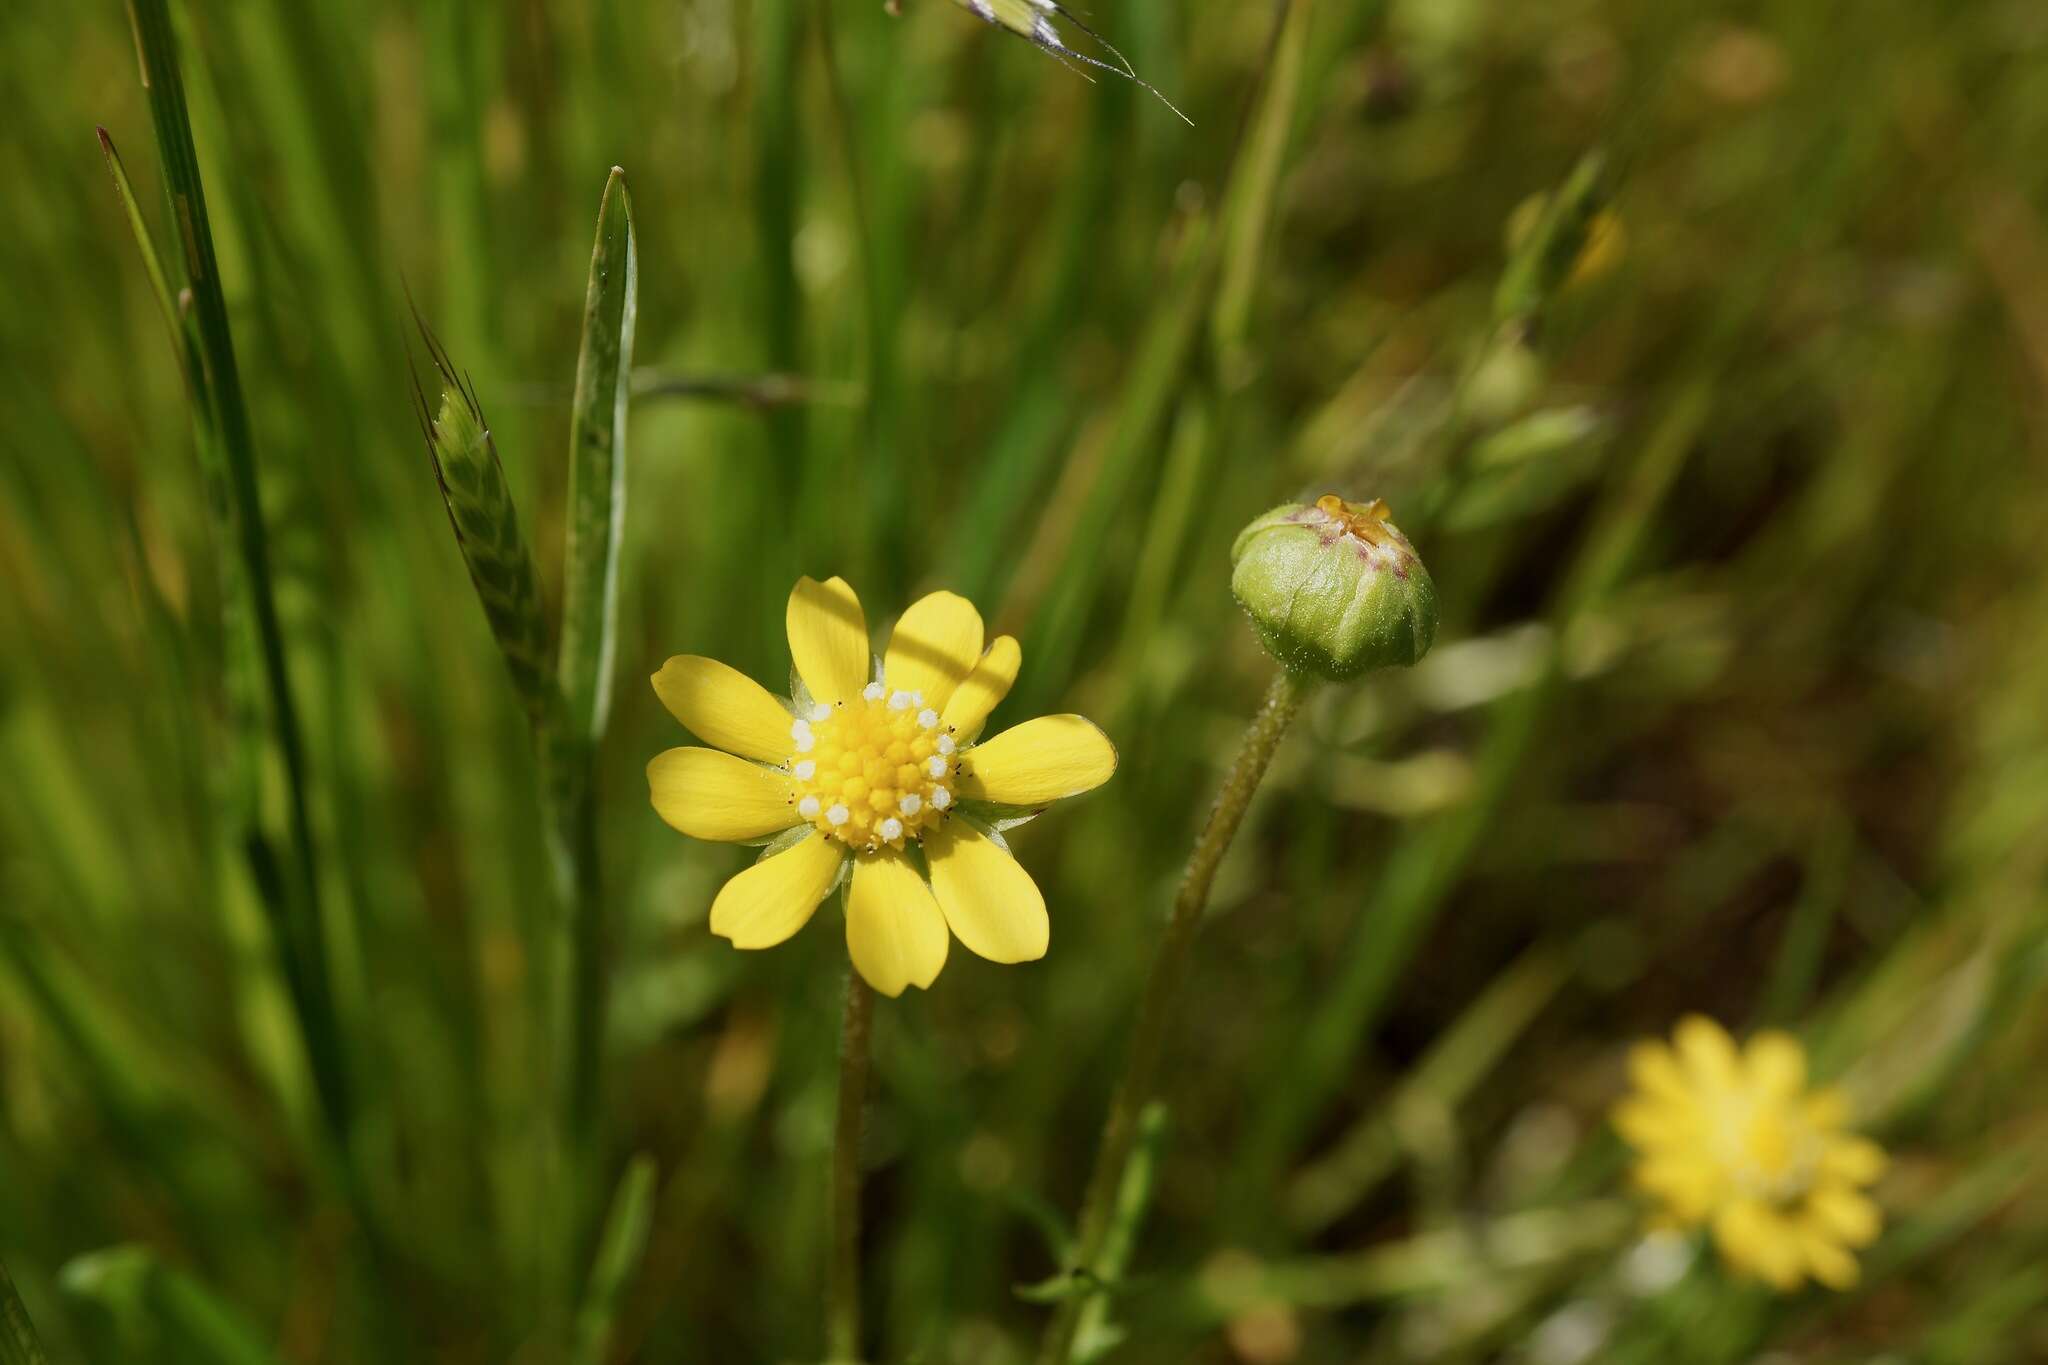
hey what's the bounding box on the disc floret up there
[790,683,956,852]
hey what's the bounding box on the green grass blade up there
[94,128,183,372]
[1,1258,50,1365]
[1209,0,1314,369]
[559,167,638,746]
[1015,218,1213,709]
[123,0,349,1138]
[60,1247,283,1365]
[571,1155,658,1365]
[95,124,263,824]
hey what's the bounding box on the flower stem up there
[1039,668,1315,1364]
[827,969,875,1364]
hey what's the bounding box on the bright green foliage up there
[559,169,639,747]
[6,0,2048,1361]
[121,0,352,1159]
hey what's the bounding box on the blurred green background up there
[6,0,2048,1361]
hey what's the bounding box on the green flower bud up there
[1230,494,1438,679]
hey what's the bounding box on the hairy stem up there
[828,969,875,1363]
[1040,668,1314,1363]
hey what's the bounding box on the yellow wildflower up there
[647,577,1117,997]
[1613,1016,1886,1292]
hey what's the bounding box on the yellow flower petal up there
[926,822,1048,964]
[787,576,870,704]
[940,636,1021,743]
[1818,1134,1888,1186]
[1798,1227,1860,1290]
[1674,1015,1740,1090]
[1613,1098,1689,1150]
[652,655,795,763]
[1803,1087,1850,1131]
[648,747,800,842]
[1807,1185,1882,1247]
[1634,1157,1717,1223]
[709,832,847,949]
[956,715,1117,807]
[1744,1031,1806,1100]
[845,853,950,997]
[1627,1040,1691,1104]
[883,591,984,710]
[1714,1198,1803,1290]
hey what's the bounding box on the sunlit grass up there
[4,0,2047,1361]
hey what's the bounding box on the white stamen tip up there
[863,681,885,702]
[879,817,904,842]
[931,787,952,810]
[791,718,812,739]
[888,689,915,711]
[926,755,948,777]
[826,803,850,827]
[811,703,832,722]
[798,795,821,819]
[898,793,922,815]
[917,708,939,729]
[936,734,956,755]
[794,760,816,781]
[793,733,815,754]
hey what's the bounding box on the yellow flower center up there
[1717,1099,1822,1205]
[787,684,958,852]
[1314,492,1399,548]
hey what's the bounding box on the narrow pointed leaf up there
[571,1155,658,1365]
[123,0,350,1140]
[559,167,638,744]
[60,1247,283,1365]
[1,1258,50,1365]
[95,128,187,379]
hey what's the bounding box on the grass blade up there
[571,1155,658,1365]
[95,124,264,825]
[94,128,183,369]
[122,0,349,1138]
[61,1247,283,1365]
[1,1258,50,1365]
[559,167,638,745]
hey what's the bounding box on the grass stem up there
[124,0,350,1146]
[828,969,875,1363]
[1039,668,1314,1363]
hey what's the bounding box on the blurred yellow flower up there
[1613,1016,1886,1291]
[647,577,1116,997]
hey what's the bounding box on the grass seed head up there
[412,319,555,722]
